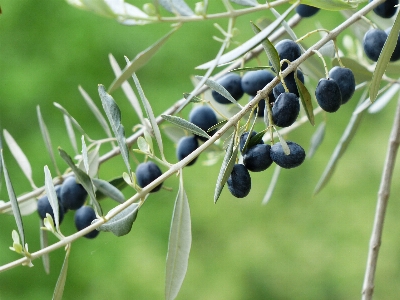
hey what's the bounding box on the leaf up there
[183,93,203,103]
[108,28,178,93]
[270,7,299,47]
[95,176,128,201]
[59,148,102,216]
[1,150,25,245]
[98,85,131,176]
[40,220,50,274]
[196,3,295,69]
[162,124,187,144]
[97,203,139,236]
[78,85,114,141]
[314,100,365,195]
[131,72,165,160]
[261,165,281,205]
[108,54,145,125]
[319,40,336,57]
[214,133,238,203]
[1,198,37,216]
[230,0,258,7]
[158,0,194,16]
[165,173,192,300]
[295,72,314,125]
[368,83,400,114]
[44,166,61,232]
[52,249,70,300]
[195,76,241,107]
[161,115,210,140]
[37,106,60,176]
[81,136,89,174]
[92,178,125,204]
[53,102,92,141]
[78,145,100,179]
[250,22,280,74]
[229,66,273,73]
[3,129,36,189]
[289,0,361,10]
[308,122,326,158]
[63,114,78,155]
[369,11,400,102]
[274,128,290,155]
[331,57,372,84]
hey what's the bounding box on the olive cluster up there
[37,176,99,239]
[227,131,306,198]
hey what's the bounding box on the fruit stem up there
[332,38,345,67]
[265,96,275,144]
[296,28,330,43]
[312,50,329,79]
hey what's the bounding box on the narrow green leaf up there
[59,148,102,216]
[314,100,365,195]
[92,178,125,204]
[370,11,400,102]
[250,22,280,74]
[37,106,60,176]
[295,72,315,125]
[52,250,70,300]
[261,165,281,205]
[230,0,258,6]
[1,198,37,216]
[137,136,150,154]
[229,66,273,73]
[3,129,36,189]
[161,115,210,140]
[96,176,128,201]
[183,93,203,103]
[97,203,139,236]
[143,129,154,154]
[63,114,78,155]
[332,57,372,84]
[214,133,238,203]
[248,129,267,148]
[196,3,295,69]
[158,0,194,16]
[53,103,92,141]
[195,75,240,106]
[78,85,114,142]
[108,28,178,93]
[208,120,229,132]
[369,83,400,114]
[274,128,290,155]
[44,166,61,232]
[308,122,326,158]
[162,124,187,144]
[131,72,165,160]
[289,0,361,10]
[165,173,192,300]
[81,136,89,174]
[98,85,131,176]
[108,54,145,125]
[1,150,25,245]
[270,7,299,45]
[78,145,100,179]
[40,220,50,274]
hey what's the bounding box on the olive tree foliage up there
[1,0,400,299]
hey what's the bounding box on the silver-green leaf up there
[161,115,210,140]
[158,0,194,16]
[92,178,125,204]
[97,203,139,236]
[98,85,131,176]
[3,129,36,189]
[1,150,25,246]
[52,249,70,300]
[165,173,192,300]
[44,166,61,232]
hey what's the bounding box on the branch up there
[362,95,400,299]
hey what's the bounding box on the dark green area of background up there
[1,1,400,299]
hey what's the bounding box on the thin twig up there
[362,94,400,299]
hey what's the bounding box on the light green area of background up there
[1,1,400,299]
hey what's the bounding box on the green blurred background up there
[1,1,400,299]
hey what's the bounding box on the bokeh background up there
[1,1,400,299]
